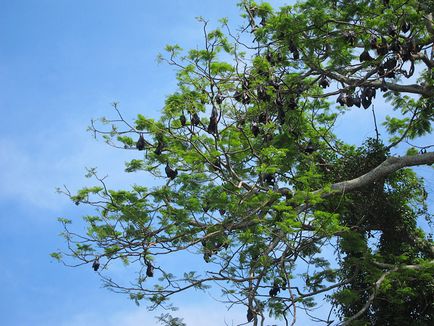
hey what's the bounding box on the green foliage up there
[56,0,434,324]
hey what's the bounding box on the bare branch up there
[328,152,434,194]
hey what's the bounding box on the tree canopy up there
[53,0,434,325]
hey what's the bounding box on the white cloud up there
[0,121,153,212]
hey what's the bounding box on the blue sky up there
[0,1,296,325]
[0,1,432,326]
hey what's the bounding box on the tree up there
[53,0,434,325]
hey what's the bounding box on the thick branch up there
[321,68,434,97]
[330,152,434,193]
[277,152,434,206]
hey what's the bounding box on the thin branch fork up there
[340,267,397,326]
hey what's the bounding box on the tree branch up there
[340,267,397,326]
[329,152,434,194]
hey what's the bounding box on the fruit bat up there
[288,97,297,109]
[277,107,285,124]
[401,21,411,33]
[215,93,224,104]
[353,96,361,108]
[165,163,178,180]
[247,307,254,322]
[207,116,218,134]
[203,252,211,263]
[336,92,348,106]
[258,112,268,124]
[269,282,280,297]
[191,113,201,126]
[251,122,260,137]
[234,91,251,104]
[257,84,270,101]
[180,114,187,126]
[154,140,164,155]
[342,30,356,45]
[370,37,378,49]
[136,134,146,151]
[319,76,330,88]
[376,37,388,55]
[242,78,249,90]
[288,40,297,53]
[274,93,284,107]
[146,262,154,277]
[389,39,401,53]
[359,49,374,62]
[305,140,316,154]
[383,57,397,70]
[263,173,275,186]
[92,257,100,271]
[388,24,397,36]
